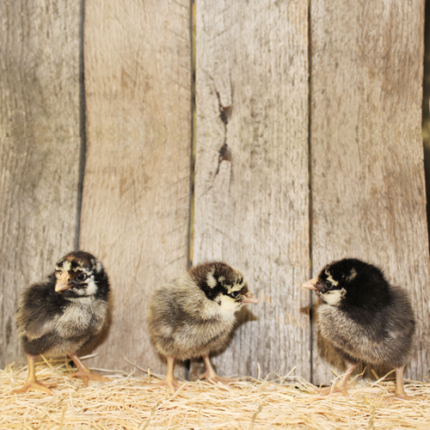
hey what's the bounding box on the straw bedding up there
[1,357,430,429]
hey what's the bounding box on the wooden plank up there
[0,1,82,368]
[193,0,310,380]
[80,0,192,375]
[423,0,430,247]
[311,0,430,384]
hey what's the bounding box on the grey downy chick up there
[303,258,415,400]
[148,262,258,392]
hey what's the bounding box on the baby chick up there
[13,251,111,395]
[148,262,258,392]
[303,258,415,399]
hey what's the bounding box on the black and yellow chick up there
[148,262,258,393]
[13,251,111,395]
[303,258,415,400]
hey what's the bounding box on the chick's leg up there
[12,354,53,395]
[393,366,411,400]
[199,355,238,384]
[68,353,111,386]
[317,361,359,396]
[153,356,181,393]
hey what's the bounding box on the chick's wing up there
[16,280,62,340]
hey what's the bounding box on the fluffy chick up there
[303,258,415,399]
[148,262,258,392]
[13,251,111,395]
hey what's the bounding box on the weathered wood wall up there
[79,0,192,376]
[310,0,430,384]
[193,0,310,380]
[0,0,82,367]
[1,0,429,387]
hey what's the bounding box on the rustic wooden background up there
[1,0,429,386]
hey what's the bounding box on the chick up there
[303,258,415,399]
[13,251,111,395]
[148,262,258,392]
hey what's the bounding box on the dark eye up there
[76,273,87,282]
[230,291,240,299]
[326,281,333,289]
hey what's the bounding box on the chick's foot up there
[198,371,238,384]
[315,361,359,397]
[199,354,238,384]
[69,370,111,386]
[315,384,353,396]
[382,367,412,401]
[153,356,183,393]
[382,393,412,402]
[12,354,54,395]
[392,391,412,401]
[68,353,110,387]
[153,377,182,394]
[12,379,53,395]
[391,366,412,401]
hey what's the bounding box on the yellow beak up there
[55,272,71,292]
[302,277,318,291]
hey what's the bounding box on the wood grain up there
[193,0,311,380]
[80,0,192,375]
[311,0,430,384]
[0,0,82,368]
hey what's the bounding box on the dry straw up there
[2,356,430,429]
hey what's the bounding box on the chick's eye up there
[76,273,87,282]
[326,281,333,289]
[230,291,240,299]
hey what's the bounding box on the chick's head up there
[190,262,258,312]
[303,258,390,308]
[54,251,108,299]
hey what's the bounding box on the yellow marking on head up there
[325,269,339,286]
[206,269,217,288]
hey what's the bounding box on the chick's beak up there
[55,272,71,292]
[242,291,259,304]
[302,277,318,291]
